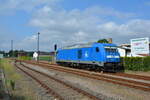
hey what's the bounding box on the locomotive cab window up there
[96,47,99,52]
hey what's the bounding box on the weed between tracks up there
[0,59,37,100]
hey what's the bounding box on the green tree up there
[0,51,5,54]
[97,39,109,43]
[27,52,34,57]
[8,50,13,57]
[8,50,18,57]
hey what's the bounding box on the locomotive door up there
[78,50,82,59]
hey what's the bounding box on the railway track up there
[17,60,150,92]
[108,73,150,81]
[14,63,63,100]
[38,61,150,81]
[14,61,101,100]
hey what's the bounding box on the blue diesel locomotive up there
[56,43,124,72]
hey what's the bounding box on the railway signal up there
[54,44,57,64]
[54,44,57,51]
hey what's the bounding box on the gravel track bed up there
[23,62,150,100]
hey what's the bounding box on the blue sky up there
[61,0,150,16]
[0,0,150,51]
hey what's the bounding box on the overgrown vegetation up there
[0,59,36,100]
[0,59,21,82]
[0,59,21,99]
[122,56,150,71]
[18,56,32,60]
[39,56,53,61]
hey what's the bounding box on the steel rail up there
[108,73,150,81]
[36,60,150,81]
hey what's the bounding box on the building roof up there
[137,54,150,56]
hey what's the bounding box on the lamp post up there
[11,40,13,58]
[37,32,40,62]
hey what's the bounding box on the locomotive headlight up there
[107,55,119,58]
[114,56,119,58]
[107,55,112,58]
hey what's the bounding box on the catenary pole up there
[37,32,40,62]
[11,40,13,57]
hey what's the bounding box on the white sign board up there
[33,52,38,60]
[0,54,3,58]
[131,37,149,56]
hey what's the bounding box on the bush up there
[123,56,150,71]
[143,56,150,71]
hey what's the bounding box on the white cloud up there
[23,5,149,51]
[0,0,59,14]
[97,19,150,43]
[84,6,135,19]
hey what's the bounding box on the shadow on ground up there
[0,91,27,100]
[11,95,26,100]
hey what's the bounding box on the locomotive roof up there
[61,42,94,49]
[60,43,117,50]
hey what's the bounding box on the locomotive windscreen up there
[104,46,117,52]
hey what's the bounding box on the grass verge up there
[0,59,36,100]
